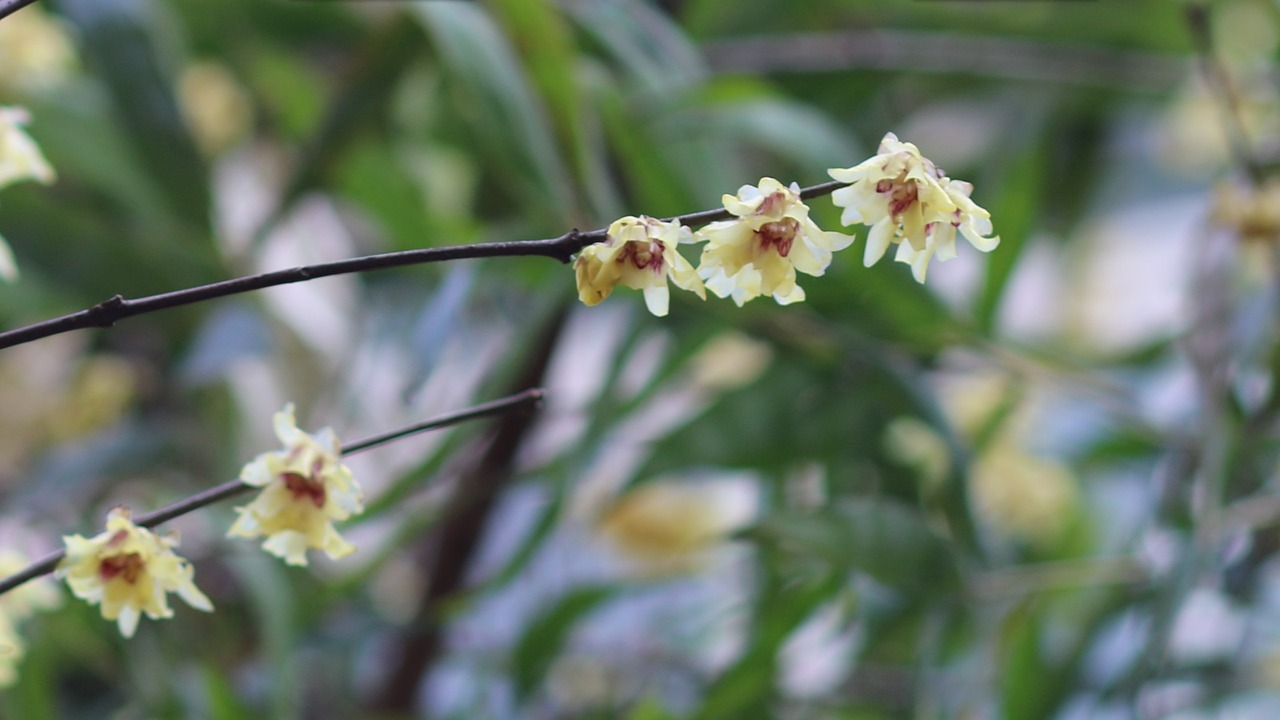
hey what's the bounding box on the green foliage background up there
[0,0,1271,718]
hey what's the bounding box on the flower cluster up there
[228,404,364,567]
[699,178,852,306]
[829,133,999,283]
[572,133,1000,314]
[56,508,212,638]
[37,404,367,642]
[576,215,705,317]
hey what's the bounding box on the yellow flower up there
[969,442,1078,547]
[0,107,54,190]
[178,62,252,157]
[56,508,213,638]
[828,133,998,283]
[595,476,758,576]
[575,215,705,317]
[0,550,59,623]
[228,404,364,566]
[0,550,58,686]
[0,611,23,688]
[882,417,951,490]
[0,7,75,94]
[696,178,852,306]
[1212,177,1280,243]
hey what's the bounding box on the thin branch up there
[0,0,40,23]
[704,29,1186,93]
[375,306,565,711]
[1186,2,1266,185]
[0,388,544,597]
[0,181,845,351]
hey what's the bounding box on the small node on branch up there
[85,295,127,328]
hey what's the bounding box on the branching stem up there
[0,388,543,597]
[0,181,846,351]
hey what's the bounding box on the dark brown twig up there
[0,181,845,351]
[374,307,565,712]
[0,0,40,23]
[1186,2,1265,185]
[0,388,544,597]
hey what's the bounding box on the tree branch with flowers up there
[0,61,1001,698]
[3,0,1253,717]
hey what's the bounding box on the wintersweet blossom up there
[0,550,59,623]
[0,107,56,280]
[0,551,58,686]
[0,107,54,191]
[828,133,998,283]
[0,613,22,687]
[696,178,852,306]
[56,508,212,638]
[0,7,75,93]
[575,215,705,317]
[228,404,364,566]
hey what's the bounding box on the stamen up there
[758,217,800,256]
[283,471,327,508]
[99,553,145,584]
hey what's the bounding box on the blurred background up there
[0,0,1274,717]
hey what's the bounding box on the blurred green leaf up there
[413,2,575,226]
[60,0,210,227]
[750,501,959,591]
[266,15,426,240]
[487,0,585,182]
[976,133,1045,333]
[202,666,254,720]
[696,574,842,720]
[510,585,616,702]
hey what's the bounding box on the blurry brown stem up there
[1186,2,1265,185]
[374,307,566,712]
[0,388,544,597]
[0,181,845,351]
[0,0,39,23]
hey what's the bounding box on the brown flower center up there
[619,241,665,272]
[876,173,919,218]
[283,461,327,508]
[757,217,799,256]
[757,190,790,217]
[99,552,145,584]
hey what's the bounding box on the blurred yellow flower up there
[56,508,213,638]
[829,133,998,282]
[688,331,773,392]
[575,215,705,317]
[1212,178,1280,243]
[0,612,23,688]
[0,7,75,94]
[0,107,54,190]
[0,106,54,281]
[0,550,59,623]
[969,443,1078,546]
[883,417,951,490]
[179,61,253,157]
[228,404,364,566]
[0,550,59,686]
[596,476,757,575]
[49,355,138,443]
[696,177,852,306]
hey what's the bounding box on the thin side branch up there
[0,180,846,351]
[0,0,40,23]
[0,388,544,597]
[1186,2,1265,185]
